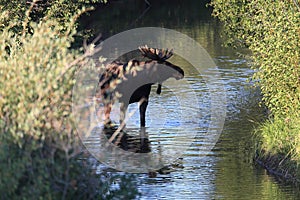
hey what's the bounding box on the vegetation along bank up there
[0,1,141,199]
[211,0,300,184]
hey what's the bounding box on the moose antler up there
[139,45,173,61]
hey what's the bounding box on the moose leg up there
[139,97,148,127]
[104,103,112,125]
[120,102,128,128]
[156,83,162,94]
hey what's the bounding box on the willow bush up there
[211,0,300,116]
[0,1,120,199]
[210,0,300,164]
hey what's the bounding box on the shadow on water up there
[78,0,300,199]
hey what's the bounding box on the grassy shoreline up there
[254,112,300,185]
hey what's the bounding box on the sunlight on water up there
[80,0,300,199]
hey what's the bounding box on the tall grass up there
[254,112,300,182]
[255,112,300,163]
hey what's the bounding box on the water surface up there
[80,0,300,199]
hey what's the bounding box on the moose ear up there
[156,84,162,94]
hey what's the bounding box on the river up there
[78,0,300,199]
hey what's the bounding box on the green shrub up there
[210,0,300,175]
[0,1,142,198]
[0,2,109,198]
[211,0,300,117]
[0,0,107,24]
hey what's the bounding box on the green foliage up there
[255,112,300,163]
[211,0,300,117]
[0,8,89,198]
[0,0,107,22]
[0,0,107,39]
[0,1,140,199]
[0,13,77,146]
[211,0,300,176]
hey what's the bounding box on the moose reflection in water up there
[101,127,151,153]
[97,126,183,176]
[96,45,184,129]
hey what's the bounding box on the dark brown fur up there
[97,46,184,127]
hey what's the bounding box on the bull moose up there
[97,45,184,128]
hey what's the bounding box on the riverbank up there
[254,112,300,185]
[255,152,300,185]
[210,0,300,185]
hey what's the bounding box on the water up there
[78,0,300,199]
